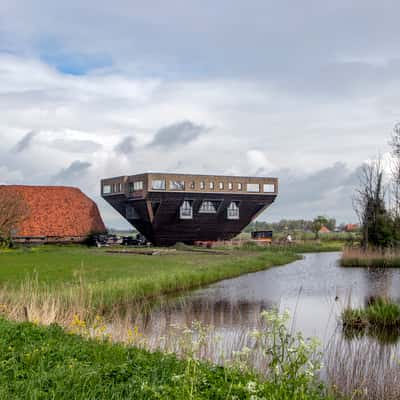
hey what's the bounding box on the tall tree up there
[353,158,391,249]
[311,216,328,239]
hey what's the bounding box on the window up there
[209,182,214,190]
[152,180,166,190]
[170,180,185,190]
[237,183,242,191]
[228,182,233,190]
[179,200,193,219]
[128,182,134,193]
[189,181,195,190]
[126,206,140,219]
[134,181,144,191]
[219,182,224,190]
[263,183,275,193]
[227,202,239,220]
[117,183,122,192]
[103,184,111,194]
[246,183,260,192]
[199,201,217,213]
[200,181,205,189]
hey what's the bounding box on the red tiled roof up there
[0,185,106,238]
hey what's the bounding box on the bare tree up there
[0,189,29,244]
[390,123,400,218]
[353,157,387,250]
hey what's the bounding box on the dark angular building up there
[101,173,278,246]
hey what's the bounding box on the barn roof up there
[0,185,106,238]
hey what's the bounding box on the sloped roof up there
[0,185,106,238]
[318,225,331,233]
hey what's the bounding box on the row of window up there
[103,180,275,194]
[180,201,239,220]
[102,183,123,194]
[125,201,240,220]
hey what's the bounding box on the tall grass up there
[341,247,400,267]
[0,310,332,399]
[342,298,400,328]
[0,246,300,324]
[326,335,400,400]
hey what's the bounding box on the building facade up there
[101,173,278,246]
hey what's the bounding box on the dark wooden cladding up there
[101,173,278,246]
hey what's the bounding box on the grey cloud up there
[13,131,37,152]
[148,121,207,148]
[3,0,400,96]
[114,136,135,155]
[52,160,91,184]
[51,138,102,153]
[265,162,360,223]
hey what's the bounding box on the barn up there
[0,185,106,243]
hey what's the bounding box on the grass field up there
[0,245,303,321]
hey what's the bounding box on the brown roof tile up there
[0,185,106,238]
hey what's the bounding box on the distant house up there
[344,224,359,232]
[0,185,106,243]
[318,225,331,234]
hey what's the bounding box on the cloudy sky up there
[0,0,398,228]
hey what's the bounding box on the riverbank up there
[0,315,332,400]
[0,245,305,323]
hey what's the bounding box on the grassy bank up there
[341,247,400,267]
[0,245,301,322]
[342,298,400,330]
[0,316,331,400]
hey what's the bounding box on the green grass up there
[0,318,331,400]
[342,298,400,330]
[0,245,301,313]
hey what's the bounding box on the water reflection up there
[132,252,400,343]
[110,252,400,395]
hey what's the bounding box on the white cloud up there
[0,54,398,227]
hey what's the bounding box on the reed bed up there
[326,335,400,400]
[341,247,400,267]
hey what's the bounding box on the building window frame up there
[151,179,166,190]
[246,183,260,192]
[133,181,144,191]
[170,180,185,190]
[227,201,240,220]
[263,183,275,193]
[179,200,193,219]
[103,184,112,194]
[209,182,214,190]
[199,200,217,214]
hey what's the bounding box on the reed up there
[326,335,400,400]
[341,247,400,267]
[341,298,400,334]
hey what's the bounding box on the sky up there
[0,0,399,228]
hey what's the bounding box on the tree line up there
[354,124,400,249]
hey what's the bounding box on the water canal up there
[116,252,400,397]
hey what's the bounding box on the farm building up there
[0,185,106,243]
[101,172,278,246]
